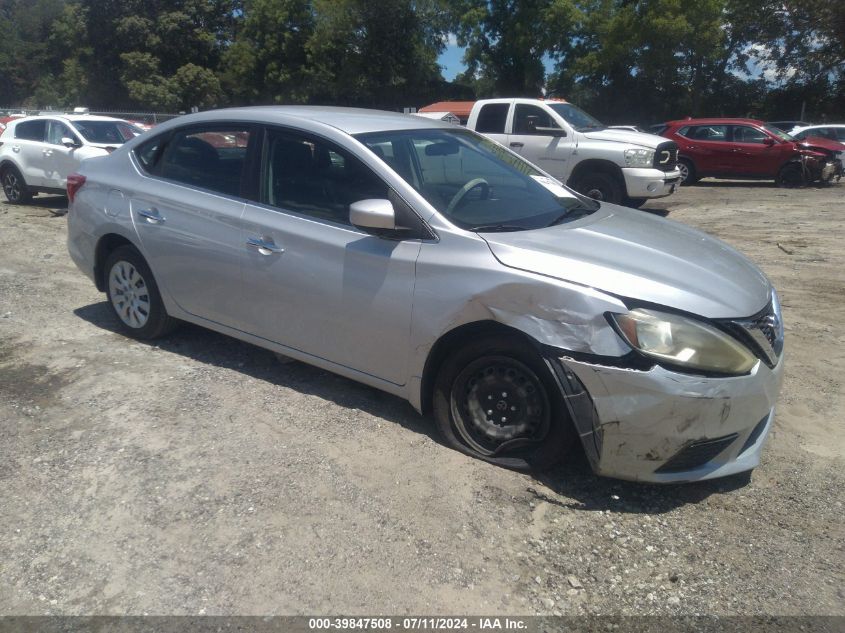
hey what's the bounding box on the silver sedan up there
[66,106,784,482]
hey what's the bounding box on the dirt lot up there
[0,181,843,616]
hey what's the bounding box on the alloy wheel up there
[108,260,151,328]
[3,171,21,202]
[678,162,689,183]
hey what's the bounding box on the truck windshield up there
[355,128,597,232]
[547,103,605,132]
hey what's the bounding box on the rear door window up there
[689,125,728,141]
[475,103,509,134]
[159,126,253,197]
[15,120,47,141]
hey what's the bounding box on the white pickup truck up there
[465,98,681,207]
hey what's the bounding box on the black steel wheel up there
[433,334,575,471]
[2,165,33,204]
[574,172,623,205]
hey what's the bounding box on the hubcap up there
[450,356,550,457]
[3,173,21,201]
[108,261,151,328]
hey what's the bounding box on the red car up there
[660,118,842,186]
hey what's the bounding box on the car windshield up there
[547,103,605,132]
[764,124,794,142]
[355,128,597,232]
[72,120,142,144]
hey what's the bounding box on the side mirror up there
[535,126,567,137]
[350,199,396,232]
[763,137,775,146]
[62,136,80,148]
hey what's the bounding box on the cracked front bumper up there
[552,355,784,483]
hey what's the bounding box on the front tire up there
[2,165,33,204]
[104,245,177,339]
[432,335,575,471]
[678,158,699,185]
[573,172,623,205]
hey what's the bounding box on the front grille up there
[723,297,784,368]
[653,141,679,172]
[655,434,738,474]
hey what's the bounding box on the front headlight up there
[624,148,655,167]
[610,309,757,375]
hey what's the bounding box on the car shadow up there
[2,195,68,215]
[74,300,745,513]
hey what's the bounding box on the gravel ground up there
[0,180,843,616]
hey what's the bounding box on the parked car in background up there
[0,114,142,203]
[790,124,845,143]
[660,118,842,186]
[608,125,647,133]
[67,106,784,482]
[463,98,681,208]
[768,120,812,133]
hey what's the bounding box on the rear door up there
[237,127,420,384]
[12,119,48,186]
[473,102,510,147]
[506,103,572,179]
[683,124,732,174]
[130,123,256,327]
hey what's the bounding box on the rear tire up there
[678,158,698,185]
[573,172,623,205]
[2,165,33,204]
[432,335,575,471]
[104,245,178,339]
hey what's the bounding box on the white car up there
[790,124,845,143]
[0,114,142,204]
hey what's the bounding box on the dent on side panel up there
[407,233,630,409]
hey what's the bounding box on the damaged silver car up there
[66,107,784,482]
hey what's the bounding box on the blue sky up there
[438,42,557,82]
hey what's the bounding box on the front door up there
[507,104,572,180]
[131,123,255,327]
[238,128,419,385]
[43,120,82,188]
[728,125,785,176]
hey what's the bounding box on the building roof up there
[418,101,476,119]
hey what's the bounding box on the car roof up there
[795,124,845,129]
[8,114,128,124]
[160,106,452,135]
[665,118,766,126]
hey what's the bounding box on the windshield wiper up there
[470,224,529,233]
[545,204,597,227]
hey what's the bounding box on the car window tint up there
[475,103,509,134]
[159,127,251,197]
[689,125,728,141]
[47,121,75,145]
[676,126,690,137]
[15,119,47,141]
[264,131,388,225]
[732,126,768,144]
[513,105,558,134]
[135,136,165,172]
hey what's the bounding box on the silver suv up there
[66,107,784,483]
[0,114,142,203]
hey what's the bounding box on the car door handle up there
[509,142,524,149]
[247,237,284,255]
[137,208,165,224]
[12,146,20,153]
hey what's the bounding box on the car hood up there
[480,204,771,319]
[798,137,845,152]
[581,128,669,149]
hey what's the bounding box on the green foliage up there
[0,0,841,122]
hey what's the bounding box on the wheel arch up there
[419,320,542,416]
[566,159,624,189]
[93,233,139,292]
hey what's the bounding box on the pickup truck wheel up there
[433,335,574,471]
[2,166,33,204]
[624,197,648,209]
[678,159,699,184]
[104,245,178,339]
[574,172,623,205]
